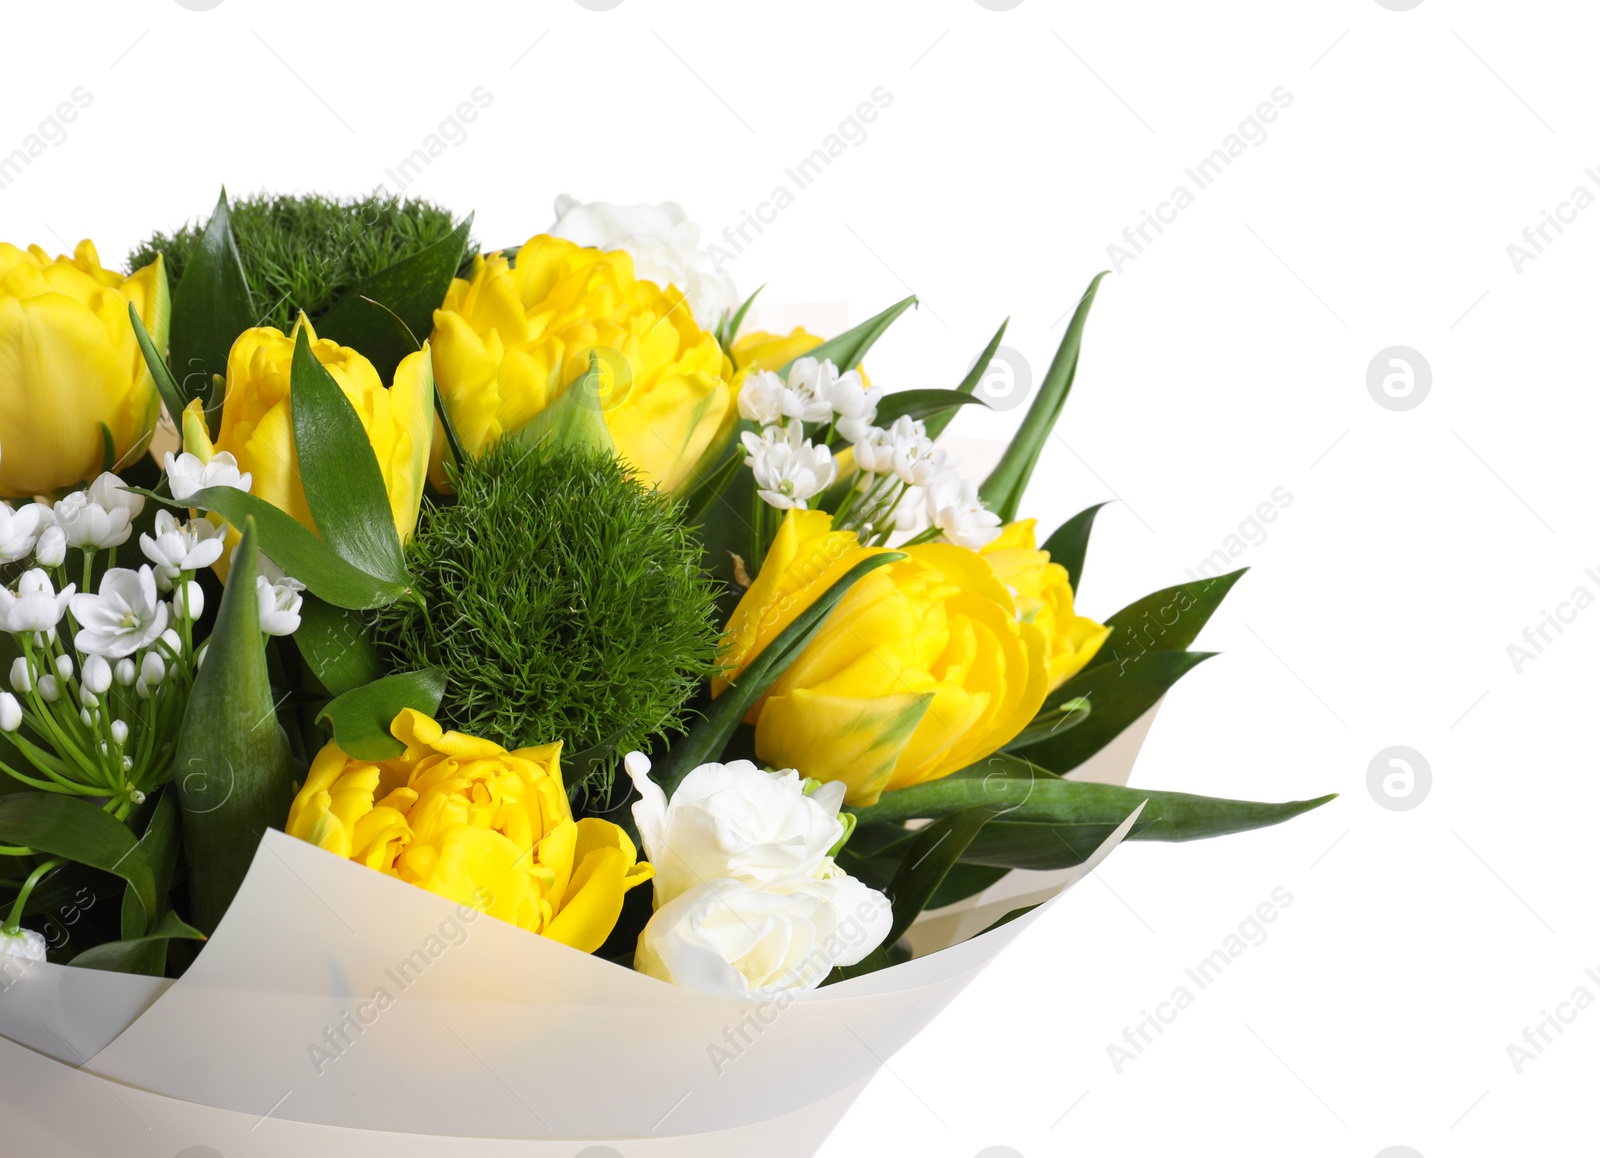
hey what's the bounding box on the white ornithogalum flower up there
[163,450,253,502]
[0,926,46,963]
[34,523,66,568]
[886,414,950,487]
[87,472,145,521]
[54,489,131,550]
[889,483,929,535]
[139,651,166,686]
[110,719,129,746]
[851,425,897,474]
[736,369,788,427]
[257,575,305,637]
[114,657,136,687]
[140,511,226,588]
[172,580,205,622]
[82,654,113,695]
[0,501,46,564]
[9,657,31,694]
[824,368,881,443]
[741,421,837,510]
[53,654,72,680]
[777,357,841,424]
[0,692,20,732]
[37,674,59,703]
[70,566,169,658]
[0,570,76,634]
[927,475,1002,549]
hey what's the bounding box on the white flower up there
[163,450,252,502]
[82,654,112,696]
[256,575,305,637]
[886,415,950,487]
[0,927,46,964]
[824,369,881,443]
[8,657,30,694]
[140,511,226,588]
[927,475,1002,549]
[33,524,66,568]
[851,425,897,474]
[634,872,892,999]
[139,651,166,686]
[53,654,72,680]
[113,658,136,687]
[548,194,739,329]
[172,580,205,622]
[110,719,129,746]
[53,490,130,550]
[736,370,788,427]
[0,692,20,733]
[88,472,145,520]
[741,422,837,511]
[888,483,929,535]
[37,674,59,703]
[70,567,168,658]
[0,502,47,564]
[0,570,75,634]
[625,752,848,908]
[775,358,836,425]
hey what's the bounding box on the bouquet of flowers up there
[0,191,1331,1152]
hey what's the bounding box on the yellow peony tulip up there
[719,509,1049,806]
[287,709,652,954]
[980,520,1110,691]
[0,240,168,496]
[428,235,732,493]
[185,315,433,543]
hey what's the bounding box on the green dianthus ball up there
[374,438,722,797]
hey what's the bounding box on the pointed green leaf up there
[290,326,408,584]
[512,351,617,456]
[1041,501,1109,594]
[129,305,189,436]
[317,668,446,761]
[294,595,387,697]
[721,284,764,353]
[319,214,474,381]
[872,389,992,429]
[926,319,1007,440]
[120,789,180,942]
[70,911,206,974]
[681,446,744,527]
[980,273,1107,521]
[168,188,256,406]
[652,552,904,796]
[175,518,295,935]
[779,296,918,376]
[883,806,996,945]
[1105,568,1247,654]
[0,794,156,925]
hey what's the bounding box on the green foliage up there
[128,191,476,334]
[374,439,723,797]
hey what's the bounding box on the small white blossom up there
[736,370,787,427]
[70,567,169,658]
[778,357,841,424]
[0,927,46,963]
[172,580,205,622]
[0,570,75,634]
[54,490,131,550]
[889,483,929,535]
[823,368,881,443]
[87,472,145,521]
[887,414,950,487]
[113,658,136,687]
[53,654,72,680]
[140,511,226,588]
[0,692,20,733]
[163,450,252,502]
[139,651,166,686]
[9,657,31,694]
[0,502,47,564]
[82,654,112,695]
[37,674,59,703]
[742,422,837,511]
[34,523,66,568]
[256,575,305,637]
[851,425,897,474]
[110,719,129,746]
[928,475,1001,549]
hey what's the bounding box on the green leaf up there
[651,553,904,796]
[1005,695,1091,752]
[681,445,743,528]
[882,806,996,946]
[927,862,1010,909]
[175,518,296,935]
[1104,568,1247,654]
[721,284,764,353]
[128,304,190,436]
[1013,650,1215,772]
[927,319,1007,441]
[779,296,918,376]
[295,595,387,697]
[512,351,617,456]
[318,213,474,381]
[69,911,206,974]
[290,325,408,585]
[168,188,256,408]
[120,788,180,942]
[144,486,409,610]
[1041,502,1109,594]
[872,389,992,429]
[848,755,1336,868]
[0,794,156,924]
[980,272,1107,522]
[317,668,446,761]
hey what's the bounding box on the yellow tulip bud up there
[719,509,1050,806]
[0,240,168,496]
[980,520,1110,691]
[207,315,433,543]
[287,709,653,953]
[428,235,733,493]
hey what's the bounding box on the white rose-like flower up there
[163,450,252,502]
[927,475,1002,549]
[256,575,305,637]
[634,872,892,999]
[0,502,46,564]
[549,194,739,330]
[53,490,131,550]
[624,752,847,907]
[741,422,837,511]
[0,570,75,635]
[70,567,168,658]
[140,511,227,587]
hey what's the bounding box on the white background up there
[3,2,1595,1155]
